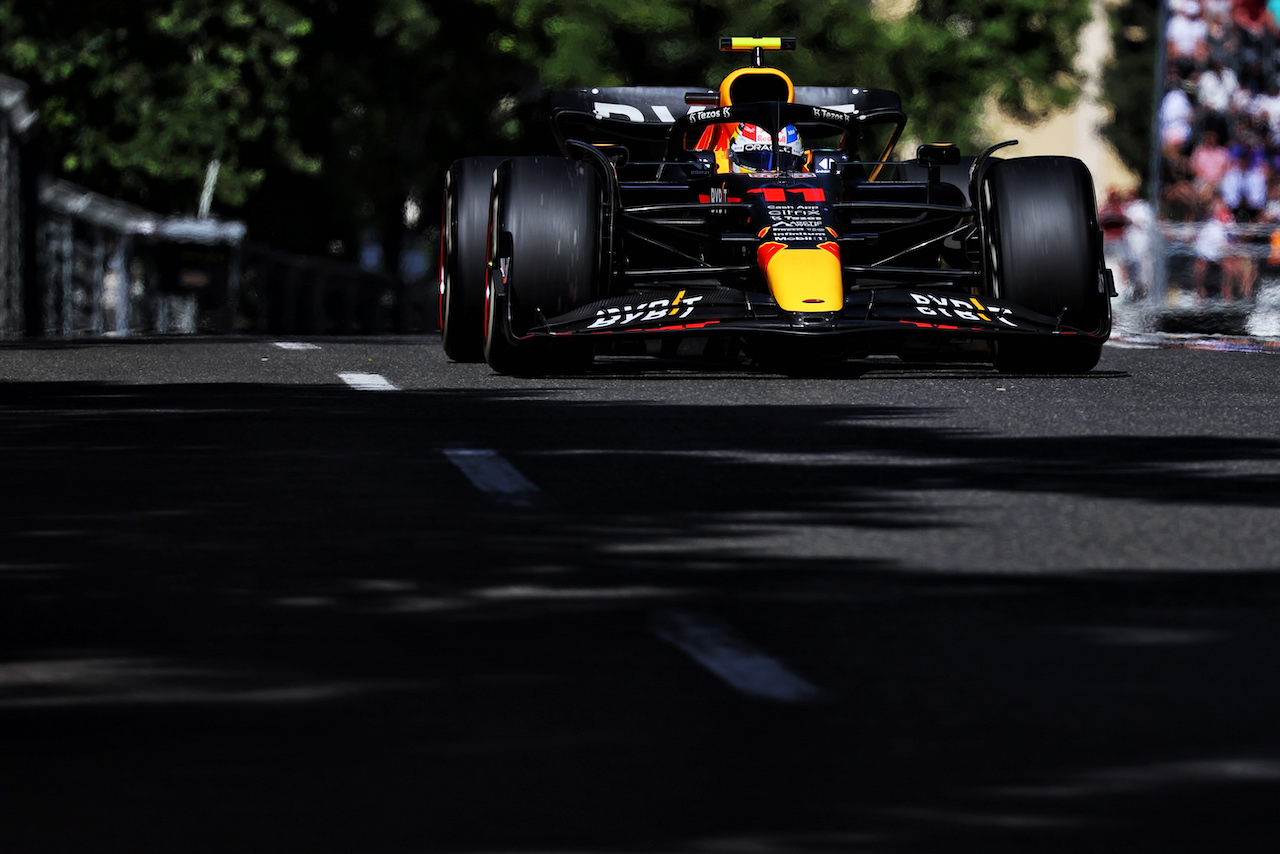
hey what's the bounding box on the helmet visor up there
[734,146,804,172]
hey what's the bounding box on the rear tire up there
[484,157,601,376]
[981,156,1109,374]
[440,156,507,362]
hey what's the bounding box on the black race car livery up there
[440,37,1115,375]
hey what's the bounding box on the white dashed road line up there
[273,341,322,350]
[337,372,399,391]
[332,371,541,505]
[442,448,543,506]
[652,609,823,703]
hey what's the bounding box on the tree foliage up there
[888,0,1093,143]
[1,0,1101,259]
[1098,0,1158,193]
[0,0,314,209]
[479,0,1094,149]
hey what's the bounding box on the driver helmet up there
[727,123,805,173]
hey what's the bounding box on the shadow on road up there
[2,378,1279,853]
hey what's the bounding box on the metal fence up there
[0,74,37,338]
[37,178,248,336]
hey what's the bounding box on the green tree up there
[0,0,315,211]
[479,0,1095,150]
[0,0,521,256]
[1099,0,1158,193]
[1,0,1102,260]
[884,0,1094,146]
[239,0,517,256]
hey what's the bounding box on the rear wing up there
[551,85,902,124]
[550,85,904,150]
[550,86,713,147]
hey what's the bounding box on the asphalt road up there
[3,336,1279,853]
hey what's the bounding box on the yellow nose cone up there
[759,243,844,312]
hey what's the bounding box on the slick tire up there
[440,156,507,362]
[484,156,601,376]
[981,156,1109,374]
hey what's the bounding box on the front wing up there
[520,287,1109,343]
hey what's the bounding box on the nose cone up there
[758,243,844,311]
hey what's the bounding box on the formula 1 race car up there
[440,37,1115,376]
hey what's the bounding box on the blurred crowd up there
[1157,0,1280,301]
[1099,185,1155,301]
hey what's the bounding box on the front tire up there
[981,156,1109,374]
[484,157,601,376]
[440,156,507,362]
